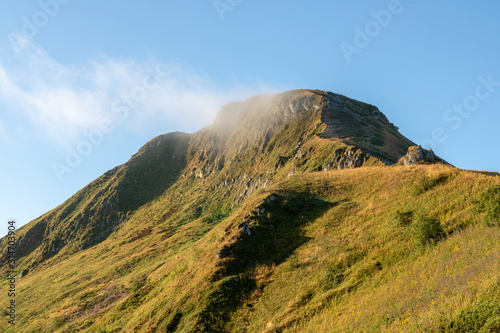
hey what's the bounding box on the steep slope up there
[0,89,413,274]
[2,165,499,332]
[2,89,491,333]
[0,132,190,273]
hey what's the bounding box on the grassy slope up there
[0,89,403,276]
[1,90,496,332]
[0,132,191,276]
[1,164,499,332]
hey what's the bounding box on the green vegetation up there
[1,164,497,333]
[439,284,500,332]
[394,209,414,226]
[0,90,499,332]
[413,214,445,245]
[411,173,449,195]
[476,185,500,226]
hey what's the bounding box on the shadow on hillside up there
[195,192,336,332]
[226,192,336,275]
[116,132,190,213]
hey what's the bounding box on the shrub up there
[321,263,344,290]
[394,209,413,226]
[479,316,500,333]
[476,185,500,226]
[414,215,444,245]
[411,174,448,195]
[440,295,500,333]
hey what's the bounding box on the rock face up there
[319,92,379,139]
[313,90,416,164]
[400,145,441,165]
[321,148,370,171]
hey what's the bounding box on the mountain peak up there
[4,89,497,333]
[2,89,423,271]
[213,89,417,165]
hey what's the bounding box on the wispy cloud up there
[0,40,272,147]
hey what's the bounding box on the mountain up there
[1,89,499,332]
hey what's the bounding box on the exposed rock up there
[265,194,279,203]
[216,245,234,260]
[400,145,441,165]
[252,206,266,215]
[5,89,433,280]
[238,221,252,236]
[322,147,370,171]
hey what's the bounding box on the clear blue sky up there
[1,0,499,234]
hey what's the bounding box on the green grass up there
[413,214,445,245]
[1,163,499,333]
[0,90,499,332]
[476,185,500,226]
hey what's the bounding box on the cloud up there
[0,40,273,147]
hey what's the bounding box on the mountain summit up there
[2,90,498,333]
[1,89,419,267]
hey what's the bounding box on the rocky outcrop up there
[399,145,441,165]
[317,91,398,140]
[321,147,370,171]
[2,89,427,275]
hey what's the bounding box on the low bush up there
[476,185,500,226]
[440,293,500,333]
[411,174,448,195]
[394,209,414,226]
[414,215,445,245]
[321,263,344,290]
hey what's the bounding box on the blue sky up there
[0,0,499,234]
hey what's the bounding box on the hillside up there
[1,89,499,332]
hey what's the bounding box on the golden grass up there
[0,164,498,332]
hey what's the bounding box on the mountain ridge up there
[0,88,431,280]
[3,89,497,333]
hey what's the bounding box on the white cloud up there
[0,40,273,146]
